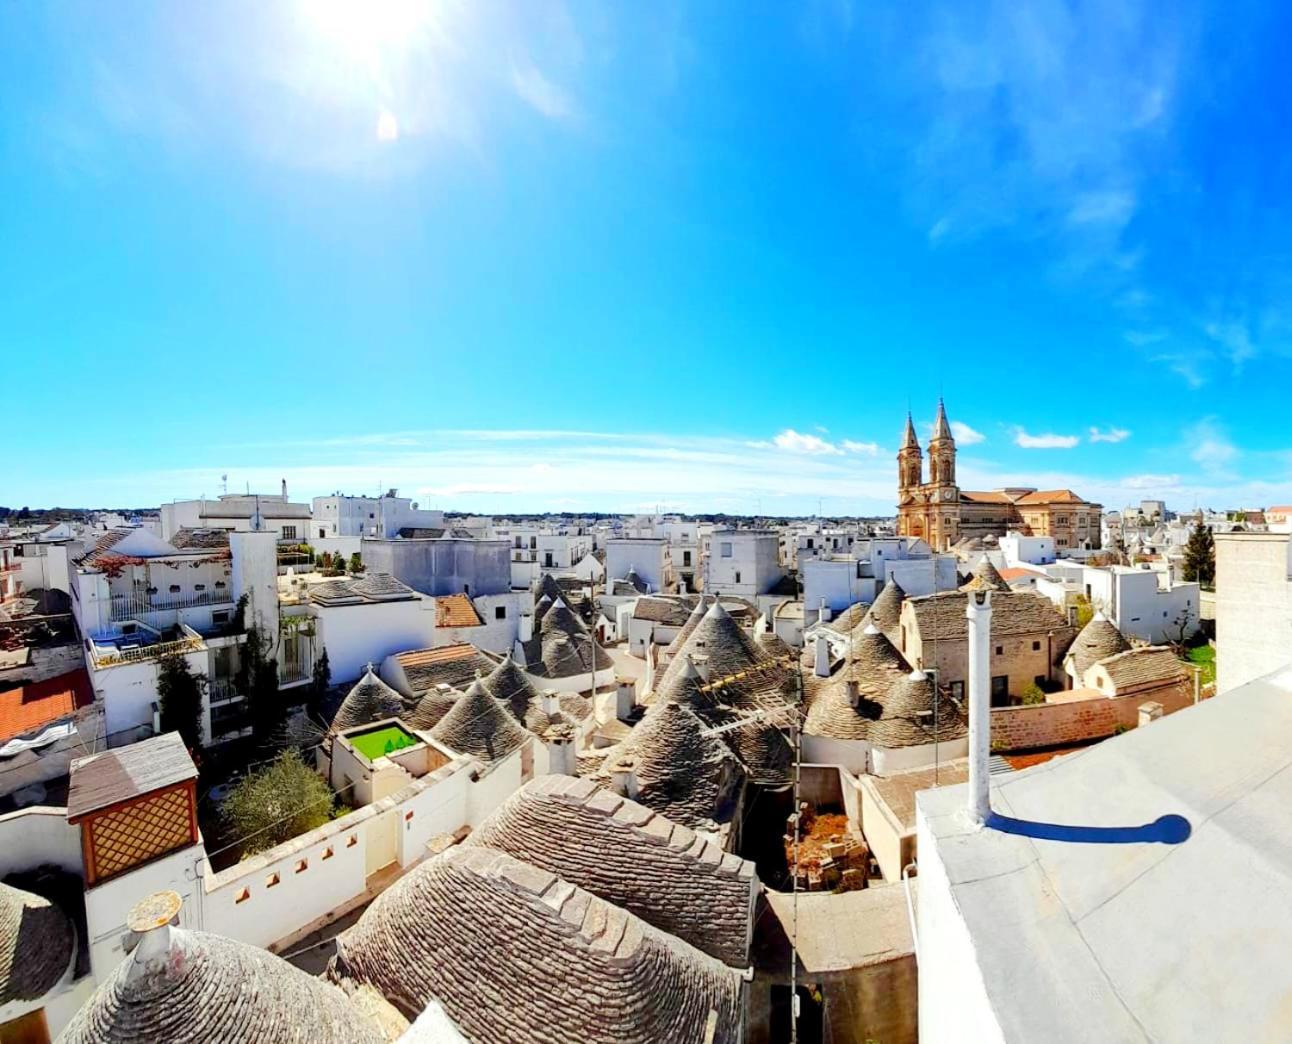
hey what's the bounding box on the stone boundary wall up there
[991,682,1194,752]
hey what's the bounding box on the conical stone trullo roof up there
[60,892,384,1043]
[430,678,529,763]
[328,666,404,748]
[602,696,742,832]
[328,846,745,1043]
[859,579,905,640]
[961,558,1010,593]
[0,880,74,1007]
[1065,612,1133,677]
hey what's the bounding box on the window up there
[169,584,181,594]
[995,645,1003,656]
[720,542,733,558]
[949,680,965,700]
[683,551,691,567]
[212,611,230,625]
[1032,640,1041,651]
[319,528,326,538]
[282,525,297,540]
[194,583,206,591]
[735,571,742,584]
[990,675,1009,705]
[495,606,506,620]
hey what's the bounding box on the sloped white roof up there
[917,664,1292,1042]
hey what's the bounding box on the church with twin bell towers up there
[896,400,1103,553]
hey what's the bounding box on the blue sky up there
[3,0,1291,515]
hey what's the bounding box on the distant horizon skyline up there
[2,413,1275,518]
[5,4,1292,514]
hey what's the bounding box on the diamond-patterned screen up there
[89,787,192,883]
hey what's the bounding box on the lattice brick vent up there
[89,788,191,882]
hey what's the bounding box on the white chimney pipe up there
[814,634,831,678]
[966,589,993,824]
[541,689,561,716]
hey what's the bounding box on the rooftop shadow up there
[986,811,1191,845]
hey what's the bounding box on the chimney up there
[966,590,993,824]
[541,689,561,716]
[125,891,183,984]
[518,614,534,642]
[819,597,832,624]
[281,477,287,499]
[512,640,527,667]
[814,634,831,678]
[846,679,860,708]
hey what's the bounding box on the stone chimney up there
[846,679,860,708]
[125,891,183,984]
[541,689,561,716]
[966,589,993,825]
[814,634,831,678]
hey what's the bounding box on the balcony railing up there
[109,588,234,621]
[90,630,206,670]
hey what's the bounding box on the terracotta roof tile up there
[435,594,483,628]
[0,669,92,743]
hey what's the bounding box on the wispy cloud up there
[1187,417,1237,475]
[841,440,881,455]
[1204,320,1255,367]
[510,61,577,121]
[1068,190,1137,228]
[1014,429,1080,450]
[1089,426,1131,444]
[951,421,985,445]
[1121,473,1180,490]
[771,429,844,455]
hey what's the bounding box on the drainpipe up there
[966,590,993,825]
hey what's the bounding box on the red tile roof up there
[0,669,93,743]
[1014,489,1089,505]
[998,567,1045,581]
[435,595,483,628]
[395,643,478,668]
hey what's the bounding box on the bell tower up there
[897,413,923,492]
[929,399,956,487]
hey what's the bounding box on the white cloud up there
[842,440,881,455]
[1067,190,1137,228]
[1188,418,1237,474]
[510,61,576,121]
[1014,429,1079,450]
[1204,320,1256,367]
[1123,329,1167,347]
[1121,473,1180,490]
[1089,426,1131,444]
[772,429,843,455]
[950,421,985,445]
[376,109,399,142]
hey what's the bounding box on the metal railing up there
[90,632,205,669]
[109,588,233,621]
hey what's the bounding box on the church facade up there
[896,402,1102,552]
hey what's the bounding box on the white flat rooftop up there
[917,664,1292,1042]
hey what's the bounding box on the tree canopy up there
[1182,522,1215,588]
[157,653,205,749]
[222,750,334,856]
